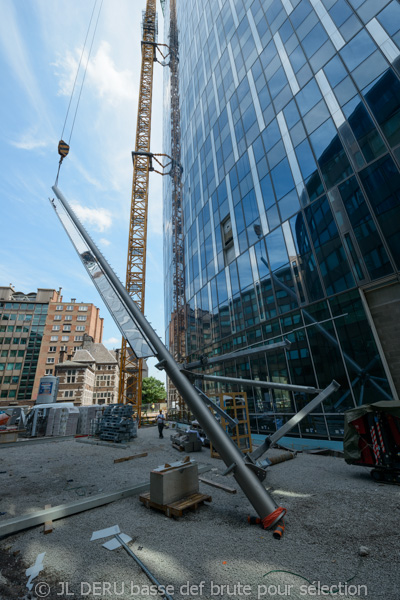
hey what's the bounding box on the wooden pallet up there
[139,491,212,518]
[171,443,184,452]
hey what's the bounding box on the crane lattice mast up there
[167,0,186,416]
[118,0,158,414]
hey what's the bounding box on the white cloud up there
[88,41,137,104]
[10,129,51,151]
[53,41,136,106]
[99,238,111,246]
[71,157,104,190]
[70,202,112,232]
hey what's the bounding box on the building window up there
[45,369,53,375]
[52,325,60,331]
[66,305,74,311]
[77,315,87,321]
[64,390,74,398]
[74,336,83,341]
[63,326,71,332]
[222,216,235,265]
[67,369,76,375]
[67,375,76,383]
[56,306,63,311]
[54,315,62,321]
[49,346,57,352]
[65,315,73,321]
[78,306,88,311]
[50,336,58,342]
[60,345,68,351]
[76,326,85,331]
[61,336,69,342]
[46,358,55,364]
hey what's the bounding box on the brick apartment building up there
[0,285,103,405]
[32,296,103,398]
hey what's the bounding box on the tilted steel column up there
[52,185,283,527]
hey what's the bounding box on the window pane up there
[330,290,392,404]
[359,155,400,269]
[343,96,386,163]
[310,119,353,189]
[340,29,376,72]
[305,196,355,295]
[265,227,289,272]
[271,158,295,200]
[338,176,393,280]
[290,212,324,302]
[364,69,400,148]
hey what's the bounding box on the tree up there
[141,377,167,404]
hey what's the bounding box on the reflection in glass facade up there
[0,301,47,402]
[162,0,400,440]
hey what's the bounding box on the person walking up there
[156,409,166,438]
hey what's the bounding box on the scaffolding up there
[118,0,158,417]
[209,392,253,458]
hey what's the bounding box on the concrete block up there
[150,460,199,505]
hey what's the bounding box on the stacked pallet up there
[45,406,80,437]
[77,405,102,435]
[97,404,137,443]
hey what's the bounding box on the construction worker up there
[156,409,166,439]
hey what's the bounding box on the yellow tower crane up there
[118,0,158,415]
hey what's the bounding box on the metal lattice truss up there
[118,0,158,416]
[167,0,187,415]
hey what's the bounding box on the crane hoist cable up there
[55,0,103,184]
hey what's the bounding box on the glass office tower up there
[163,0,400,440]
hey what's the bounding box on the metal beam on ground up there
[0,465,212,538]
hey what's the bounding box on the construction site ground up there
[0,426,399,600]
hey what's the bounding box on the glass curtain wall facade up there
[0,295,49,403]
[162,0,400,440]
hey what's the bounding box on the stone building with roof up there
[55,335,119,405]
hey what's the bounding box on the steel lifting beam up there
[187,371,322,395]
[51,185,285,529]
[184,339,291,370]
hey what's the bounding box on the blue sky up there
[0,0,166,380]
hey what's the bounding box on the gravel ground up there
[0,427,399,600]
